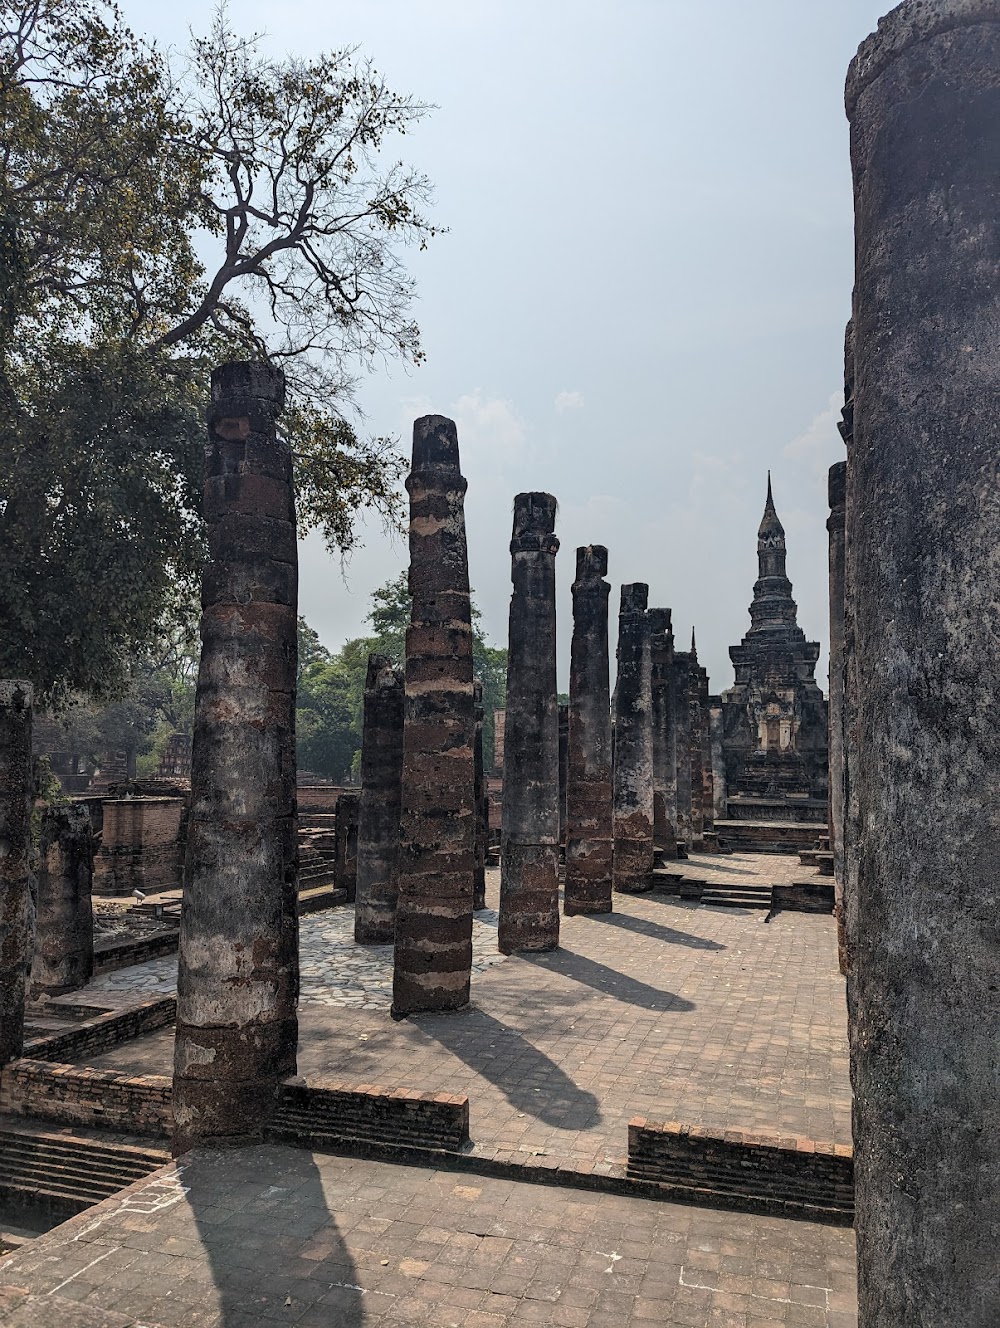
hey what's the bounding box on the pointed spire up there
[758,471,785,540]
[690,627,697,658]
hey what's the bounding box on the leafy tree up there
[0,0,439,704]
[295,576,507,781]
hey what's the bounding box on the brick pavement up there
[0,1144,858,1327]
[73,856,850,1173]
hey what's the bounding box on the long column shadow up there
[586,911,725,950]
[417,1007,603,1131]
[183,1144,365,1328]
[523,949,697,1013]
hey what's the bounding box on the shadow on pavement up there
[588,911,725,951]
[525,948,697,1014]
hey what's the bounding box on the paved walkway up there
[74,856,850,1171]
[0,1144,858,1327]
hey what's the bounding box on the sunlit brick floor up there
[0,1145,858,1327]
[76,855,850,1172]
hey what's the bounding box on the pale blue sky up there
[126,0,890,691]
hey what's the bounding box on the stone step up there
[0,1127,168,1219]
[700,893,771,910]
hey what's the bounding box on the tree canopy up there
[0,0,439,703]
[297,575,507,782]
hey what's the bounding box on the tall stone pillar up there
[499,493,560,954]
[564,546,613,915]
[473,680,487,911]
[827,461,848,975]
[698,662,714,841]
[612,583,654,893]
[173,363,299,1154]
[392,416,476,1016]
[355,655,404,943]
[688,638,705,852]
[708,698,727,822]
[334,791,359,902]
[649,609,678,858]
[847,8,1000,1321]
[0,681,33,1069]
[557,702,569,850]
[30,803,94,997]
[672,650,693,850]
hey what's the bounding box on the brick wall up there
[92,929,180,975]
[271,1078,470,1153]
[0,1060,172,1137]
[627,1118,853,1218]
[92,798,185,896]
[771,883,836,913]
[24,997,176,1063]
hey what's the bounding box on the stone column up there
[612,583,654,892]
[827,461,848,975]
[557,701,569,851]
[672,651,693,850]
[473,680,487,911]
[334,791,360,903]
[698,664,715,841]
[499,492,560,954]
[0,681,33,1069]
[649,609,677,858]
[565,546,613,915]
[708,698,727,822]
[30,803,94,997]
[847,8,1000,1321]
[392,416,476,1016]
[688,641,705,852]
[354,656,404,943]
[172,363,299,1154]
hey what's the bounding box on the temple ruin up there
[719,478,828,826]
[498,492,560,953]
[391,416,477,1016]
[172,363,300,1153]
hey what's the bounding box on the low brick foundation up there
[1,1060,173,1137]
[627,1119,853,1218]
[92,929,180,975]
[771,883,836,914]
[24,997,176,1063]
[271,1078,469,1153]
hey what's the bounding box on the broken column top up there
[829,462,847,509]
[412,415,461,473]
[575,545,608,580]
[0,682,32,709]
[511,492,559,553]
[365,653,403,692]
[647,608,672,639]
[620,583,649,615]
[846,0,1000,114]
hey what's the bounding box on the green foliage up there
[0,0,438,704]
[295,576,508,780]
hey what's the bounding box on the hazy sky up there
[127,0,891,691]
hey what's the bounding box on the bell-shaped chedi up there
[719,475,828,824]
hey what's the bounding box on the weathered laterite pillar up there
[612,583,654,892]
[392,416,476,1016]
[0,681,33,1069]
[847,7,1000,1322]
[172,363,299,1155]
[473,680,487,911]
[499,492,560,954]
[697,659,715,845]
[354,656,404,943]
[335,791,360,903]
[672,650,693,851]
[557,702,569,851]
[649,609,677,859]
[688,636,705,852]
[827,460,848,975]
[30,803,94,997]
[565,546,613,915]
[708,698,727,822]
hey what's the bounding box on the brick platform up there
[0,1144,859,1326]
